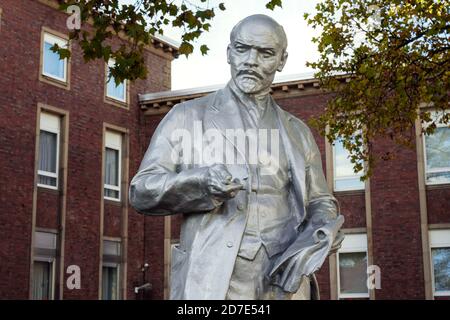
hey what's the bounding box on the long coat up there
[129,84,342,299]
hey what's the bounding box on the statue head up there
[227,14,288,95]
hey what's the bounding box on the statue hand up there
[206,164,243,200]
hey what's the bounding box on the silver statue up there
[130,14,344,300]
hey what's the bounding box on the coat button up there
[227,242,233,248]
[237,204,244,211]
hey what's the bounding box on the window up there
[106,59,127,103]
[102,239,121,300]
[104,131,122,201]
[337,233,369,299]
[424,112,450,185]
[38,112,60,189]
[32,260,54,300]
[32,231,57,300]
[333,137,365,192]
[429,229,450,296]
[102,265,119,300]
[42,32,68,83]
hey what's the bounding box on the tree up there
[304,0,449,178]
[56,0,449,178]
[55,0,282,84]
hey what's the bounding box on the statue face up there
[227,19,288,94]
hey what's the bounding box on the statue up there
[129,14,344,300]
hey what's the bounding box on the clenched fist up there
[205,164,243,201]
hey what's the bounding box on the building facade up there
[0,0,177,300]
[1,0,449,300]
[139,77,450,300]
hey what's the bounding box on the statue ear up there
[227,44,231,64]
[277,51,288,72]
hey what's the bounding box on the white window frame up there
[37,112,60,190]
[104,131,122,202]
[33,257,56,300]
[337,233,369,299]
[106,59,127,103]
[429,229,450,297]
[42,32,68,83]
[423,110,450,185]
[333,138,365,192]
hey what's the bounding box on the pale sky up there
[119,0,320,90]
[160,0,320,90]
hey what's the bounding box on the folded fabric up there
[269,215,345,293]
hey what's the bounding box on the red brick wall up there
[0,0,172,299]
[369,137,425,299]
[427,188,450,224]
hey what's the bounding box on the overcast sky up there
[159,0,320,90]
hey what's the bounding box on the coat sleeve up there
[302,124,345,254]
[303,125,340,225]
[129,104,222,215]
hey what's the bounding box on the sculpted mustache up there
[237,70,263,80]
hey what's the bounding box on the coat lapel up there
[203,87,247,165]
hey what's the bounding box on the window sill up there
[333,189,365,196]
[37,185,60,194]
[338,293,370,299]
[104,95,129,110]
[104,198,122,206]
[39,73,70,90]
[426,183,450,191]
[434,291,450,297]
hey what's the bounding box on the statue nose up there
[244,49,259,67]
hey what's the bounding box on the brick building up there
[0,0,177,300]
[1,0,449,300]
[139,76,450,300]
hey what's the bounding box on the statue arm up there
[304,126,339,223]
[303,126,345,253]
[129,104,222,216]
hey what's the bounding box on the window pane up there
[426,172,450,184]
[102,266,118,300]
[38,175,57,187]
[107,75,125,101]
[105,148,119,186]
[335,178,364,191]
[104,188,119,199]
[425,127,450,184]
[432,248,450,292]
[39,131,57,173]
[103,240,121,257]
[334,138,364,191]
[32,261,52,300]
[425,127,450,170]
[339,252,368,295]
[43,41,66,80]
[35,232,57,250]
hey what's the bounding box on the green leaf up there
[266,0,283,10]
[200,44,209,55]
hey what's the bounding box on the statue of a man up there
[130,14,344,300]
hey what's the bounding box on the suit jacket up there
[129,83,343,299]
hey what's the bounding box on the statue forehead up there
[231,15,285,47]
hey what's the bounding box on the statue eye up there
[261,50,275,58]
